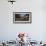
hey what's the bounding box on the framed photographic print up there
[13,12,32,24]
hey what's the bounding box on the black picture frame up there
[13,12,32,24]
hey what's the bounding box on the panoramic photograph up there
[15,14,29,21]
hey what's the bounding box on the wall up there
[0,0,46,42]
